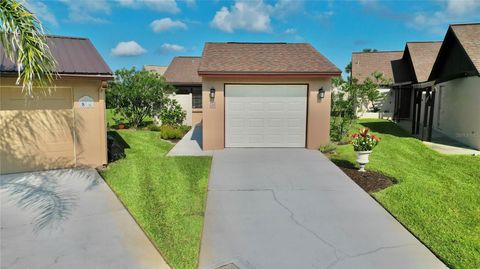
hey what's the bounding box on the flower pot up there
[355,150,372,172]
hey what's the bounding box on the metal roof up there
[0,35,112,76]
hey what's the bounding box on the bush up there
[330,116,356,142]
[147,124,161,132]
[160,98,186,126]
[107,68,173,128]
[319,143,337,153]
[178,125,191,134]
[160,125,185,140]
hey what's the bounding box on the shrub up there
[160,125,184,140]
[160,98,186,127]
[178,125,191,134]
[106,68,174,128]
[319,143,337,153]
[147,124,161,132]
[330,116,356,142]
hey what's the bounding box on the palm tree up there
[0,0,57,97]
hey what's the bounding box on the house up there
[198,42,341,150]
[426,23,480,150]
[391,41,442,135]
[351,51,403,118]
[144,65,168,75]
[0,35,113,174]
[146,57,203,126]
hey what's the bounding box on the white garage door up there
[225,84,307,147]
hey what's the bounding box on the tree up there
[0,0,57,96]
[106,68,174,128]
[362,72,390,112]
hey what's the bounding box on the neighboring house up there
[0,35,113,174]
[427,23,480,150]
[351,51,403,118]
[198,42,341,150]
[146,57,203,126]
[391,41,442,133]
[144,65,168,75]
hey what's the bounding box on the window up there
[192,87,202,109]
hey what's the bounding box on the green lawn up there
[329,119,480,269]
[101,130,212,269]
[106,108,153,127]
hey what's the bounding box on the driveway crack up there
[267,189,345,268]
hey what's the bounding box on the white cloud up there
[150,18,187,32]
[284,28,296,34]
[58,0,111,23]
[210,0,272,32]
[117,0,180,13]
[407,0,480,33]
[159,43,185,54]
[111,41,147,56]
[25,1,58,26]
[210,0,305,33]
[271,0,303,19]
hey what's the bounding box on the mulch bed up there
[338,167,395,193]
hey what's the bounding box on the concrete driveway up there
[1,169,169,269]
[199,149,446,269]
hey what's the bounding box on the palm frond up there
[0,0,57,96]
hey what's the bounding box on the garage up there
[0,87,75,173]
[197,42,341,150]
[225,84,307,147]
[0,35,113,174]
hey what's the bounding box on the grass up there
[106,108,153,127]
[329,119,480,269]
[101,130,212,269]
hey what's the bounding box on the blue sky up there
[27,0,480,75]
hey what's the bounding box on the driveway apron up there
[0,169,169,269]
[199,149,446,269]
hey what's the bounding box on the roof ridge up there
[450,22,480,26]
[407,41,442,44]
[352,50,403,54]
[46,34,88,40]
[175,56,201,58]
[206,42,307,45]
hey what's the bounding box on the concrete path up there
[167,124,213,156]
[199,149,446,269]
[1,169,170,269]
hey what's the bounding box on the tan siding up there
[0,77,107,174]
[201,76,333,150]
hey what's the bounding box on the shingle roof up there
[451,23,480,72]
[144,65,168,75]
[198,42,341,75]
[0,35,112,76]
[351,51,403,83]
[405,42,442,82]
[163,57,202,84]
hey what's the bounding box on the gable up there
[429,27,478,81]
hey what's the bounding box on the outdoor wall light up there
[318,87,325,99]
[210,87,216,99]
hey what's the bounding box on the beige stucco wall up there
[433,76,480,150]
[0,77,107,173]
[170,93,192,126]
[201,76,333,150]
[192,109,203,126]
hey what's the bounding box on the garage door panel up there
[225,84,307,148]
[1,87,75,173]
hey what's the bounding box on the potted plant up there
[113,116,126,129]
[351,128,380,172]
